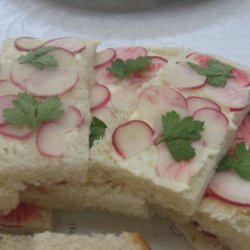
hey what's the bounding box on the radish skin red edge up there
[112,120,154,159]
[43,37,86,54]
[14,37,44,52]
[94,48,116,69]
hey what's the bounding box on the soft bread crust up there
[0,232,150,250]
[193,197,250,250]
[20,181,151,218]
[0,38,97,187]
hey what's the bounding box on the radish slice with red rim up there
[95,66,119,85]
[201,80,249,111]
[112,120,154,159]
[231,67,250,87]
[155,142,204,182]
[36,122,64,158]
[186,96,221,115]
[92,107,116,127]
[0,95,17,126]
[10,48,79,97]
[138,85,187,119]
[208,170,250,207]
[95,48,116,69]
[90,84,111,111]
[186,52,213,66]
[58,106,84,132]
[187,52,250,87]
[115,46,147,61]
[193,108,228,147]
[162,61,207,90]
[44,37,86,53]
[14,37,43,52]
[0,124,32,140]
[126,56,167,86]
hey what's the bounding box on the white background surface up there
[1,0,250,249]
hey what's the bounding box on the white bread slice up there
[0,38,97,199]
[90,47,250,216]
[0,202,54,234]
[20,181,151,218]
[173,218,228,250]
[191,197,250,250]
[0,231,150,250]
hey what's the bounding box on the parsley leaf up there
[18,46,58,70]
[187,60,234,87]
[107,56,152,78]
[217,143,250,181]
[156,111,204,162]
[3,93,64,131]
[89,117,107,148]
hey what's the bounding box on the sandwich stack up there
[0,36,250,249]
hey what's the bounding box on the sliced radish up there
[111,86,137,112]
[236,115,250,145]
[201,80,249,111]
[57,106,84,132]
[186,96,221,115]
[126,56,167,86]
[155,142,204,182]
[186,52,213,66]
[208,170,250,207]
[90,84,111,111]
[44,37,85,53]
[14,37,43,51]
[0,124,32,140]
[95,48,116,69]
[92,107,116,127]
[10,48,79,97]
[0,95,17,126]
[193,108,228,146]
[48,48,76,66]
[147,56,167,72]
[187,52,250,87]
[112,120,153,159]
[95,66,119,85]
[162,61,207,90]
[231,67,250,87]
[36,122,64,158]
[0,202,39,227]
[115,46,147,61]
[138,85,187,119]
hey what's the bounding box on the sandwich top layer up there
[0,37,97,185]
[91,48,250,192]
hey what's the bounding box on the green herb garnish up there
[18,46,58,70]
[187,60,234,87]
[217,143,250,181]
[156,111,204,161]
[107,56,152,78]
[4,93,64,131]
[89,117,107,148]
